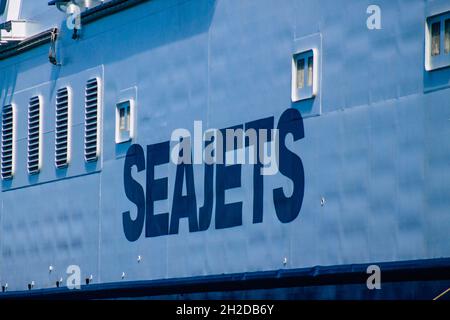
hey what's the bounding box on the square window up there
[292,49,318,102]
[115,100,134,144]
[426,11,450,71]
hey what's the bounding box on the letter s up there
[123,144,146,242]
[273,109,305,223]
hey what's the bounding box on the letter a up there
[366,5,381,30]
[66,265,81,290]
[366,265,381,289]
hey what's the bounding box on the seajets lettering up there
[122,108,305,241]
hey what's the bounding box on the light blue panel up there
[319,0,428,112]
[0,0,450,292]
[1,173,100,291]
[423,87,450,257]
[98,157,170,283]
[208,0,294,127]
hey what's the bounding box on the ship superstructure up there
[0,0,449,299]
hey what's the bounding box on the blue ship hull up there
[0,0,449,299]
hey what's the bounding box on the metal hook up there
[49,27,60,66]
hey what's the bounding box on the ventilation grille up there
[55,87,70,168]
[1,104,14,179]
[27,96,41,174]
[85,78,100,162]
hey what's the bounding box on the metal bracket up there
[0,21,12,32]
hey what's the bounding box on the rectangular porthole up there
[426,11,450,70]
[27,96,42,175]
[292,49,318,102]
[115,100,135,144]
[1,104,15,180]
[55,87,71,168]
[84,78,101,162]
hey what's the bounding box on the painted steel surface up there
[0,0,449,296]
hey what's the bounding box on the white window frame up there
[291,48,319,102]
[115,99,135,144]
[425,10,450,71]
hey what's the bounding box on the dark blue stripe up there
[1,257,450,300]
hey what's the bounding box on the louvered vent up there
[55,87,70,168]
[1,104,14,179]
[28,96,41,174]
[85,78,100,162]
